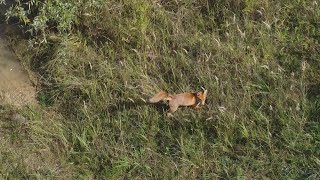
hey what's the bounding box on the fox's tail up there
[149,91,172,103]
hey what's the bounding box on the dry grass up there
[1,0,319,179]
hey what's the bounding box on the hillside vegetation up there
[1,0,319,179]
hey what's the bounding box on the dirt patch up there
[0,25,36,107]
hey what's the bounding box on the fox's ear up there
[202,87,208,98]
[203,89,208,96]
[201,86,207,92]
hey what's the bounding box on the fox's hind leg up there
[166,102,178,117]
[169,101,178,112]
[166,112,174,117]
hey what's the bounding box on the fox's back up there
[171,93,197,106]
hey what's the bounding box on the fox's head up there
[197,87,208,105]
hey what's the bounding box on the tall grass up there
[1,0,319,179]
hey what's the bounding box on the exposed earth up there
[0,25,36,107]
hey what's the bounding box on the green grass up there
[1,0,320,179]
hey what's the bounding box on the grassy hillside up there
[1,0,319,179]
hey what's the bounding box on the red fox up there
[149,87,208,115]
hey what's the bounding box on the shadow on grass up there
[307,83,320,121]
[106,99,169,115]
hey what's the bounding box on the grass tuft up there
[1,0,319,178]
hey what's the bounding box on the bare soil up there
[0,25,36,107]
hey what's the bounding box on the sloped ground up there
[0,25,36,107]
[0,1,319,179]
[0,27,72,177]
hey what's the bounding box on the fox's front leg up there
[192,102,201,111]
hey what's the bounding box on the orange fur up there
[149,89,208,115]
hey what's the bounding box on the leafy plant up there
[1,0,320,179]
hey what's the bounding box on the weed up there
[1,0,319,179]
